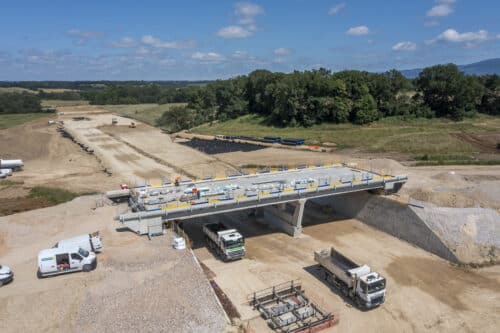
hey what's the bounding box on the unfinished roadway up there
[60,112,237,183]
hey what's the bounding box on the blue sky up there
[1,0,499,80]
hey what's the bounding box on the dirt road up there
[184,208,500,333]
[0,196,227,333]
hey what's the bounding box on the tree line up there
[82,84,201,105]
[157,64,499,131]
[0,93,43,114]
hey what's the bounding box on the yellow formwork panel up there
[163,202,191,210]
[283,188,294,193]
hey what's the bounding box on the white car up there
[0,264,14,286]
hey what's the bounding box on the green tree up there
[416,64,484,120]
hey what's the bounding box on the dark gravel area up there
[180,138,266,155]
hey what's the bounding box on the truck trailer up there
[314,247,386,309]
[203,222,245,261]
[55,232,103,253]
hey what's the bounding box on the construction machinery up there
[111,118,118,125]
[203,222,245,261]
[314,247,386,309]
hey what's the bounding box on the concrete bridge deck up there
[115,164,407,237]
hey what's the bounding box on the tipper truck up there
[203,222,245,261]
[314,247,386,309]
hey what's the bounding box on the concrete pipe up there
[0,159,24,170]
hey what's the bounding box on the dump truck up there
[314,247,386,309]
[203,222,245,261]
[55,231,103,253]
[37,247,97,278]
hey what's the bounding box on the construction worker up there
[174,176,180,186]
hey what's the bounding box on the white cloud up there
[427,4,454,17]
[191,52,225,63]
[111,37,137,48]
[217,25,253,38]
[217,2,262,38]
[346,26,370,36]
[235,2,264,24]
[433,29,489,43]
[392,41,417,51]
[66,29,103,45]
[141,35,195,49]
[328,3,346,15]
[274,47,292,56]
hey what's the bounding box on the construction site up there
[1,105,499,333]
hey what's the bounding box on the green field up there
[0,113,53,129]
[41,99,90,107]
[0,87,37,94]
[102,103,187,126]
[192,114,500,162]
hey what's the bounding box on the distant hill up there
[400,58,500,78]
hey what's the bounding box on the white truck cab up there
[356,271,386,307]
[55,232,102,253]
[37,246,97,278]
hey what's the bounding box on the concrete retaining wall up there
[313,192,460,263]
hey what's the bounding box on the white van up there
[37,247,97,278]
[55,232,102,253]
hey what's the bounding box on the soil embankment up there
[313,192,500,265]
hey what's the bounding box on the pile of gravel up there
[76,237,227,332]
[411,202,500,264]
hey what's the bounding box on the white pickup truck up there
[55,232,102,253]
[314,247,386,309]
[37,247,97,278]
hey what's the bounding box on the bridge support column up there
[263,199,306,237]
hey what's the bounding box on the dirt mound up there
[0,120,52,161]
[355,158,406,175]
[431,171,469,187]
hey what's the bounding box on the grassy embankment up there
[192,114,500,165]
[41,99,90,107]
[102,103,187,128]
[0,113,54,129]
[0,181,92,216]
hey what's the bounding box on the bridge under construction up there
[110,164,407,237]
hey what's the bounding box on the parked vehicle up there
[314,247,386,309]
[37,247,97,278]
[55,232,102,253]
[203,222,245,261]
[0,264,14,286]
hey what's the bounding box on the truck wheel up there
[0,280,3,287]
[355,297,363,309]
[82,264,92,272]
[37,270,43,279]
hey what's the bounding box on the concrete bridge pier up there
[261,199,306,237]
